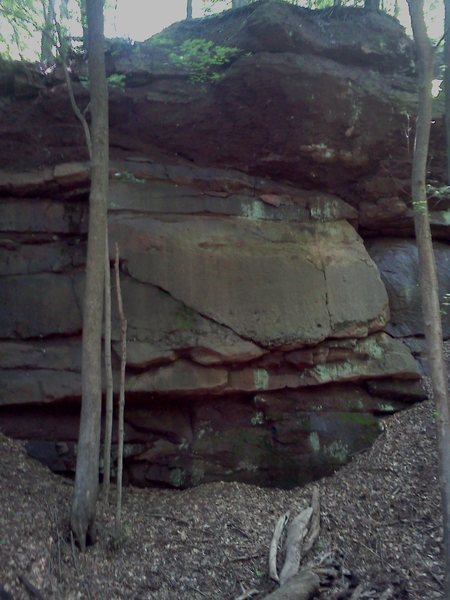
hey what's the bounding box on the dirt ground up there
[0,395,445,600]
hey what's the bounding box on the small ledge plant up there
[169,38,240,84]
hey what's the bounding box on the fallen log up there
[262,568,320,600]
[279,507,313,585]
[269,511,290,582]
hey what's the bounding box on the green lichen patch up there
[250,411,265,426]
[323,439,349,464]
[339,412,378,427]
[253,369,269,391]
[309,431,321,452]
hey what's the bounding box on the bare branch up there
[302,487,320,555]
[269,512,290,582]
[262,568,320,600]
[54,17,92,159]
[279,507,313,586]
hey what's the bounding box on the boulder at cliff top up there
[0,0,445,232]
[0,1,447,246]
[103,2,420,206]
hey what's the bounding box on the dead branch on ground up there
[264,487,320,600]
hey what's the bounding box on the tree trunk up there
[60,0,70,20]
[186,0,193,19]
[407,1,450,596]
[102,237,113,503]
[40,0,55,63]
[445,0,450,184]
[71,0,109,552]
[78,0,89,54]
[114,244,127,532]
[232,0,250,8]
[364,0,380,10]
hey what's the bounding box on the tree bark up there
[407,1,450,597]
[262,569,320,600]
[114,243,127,532]
[232,0,250,8]
[364,0,380,10]
[77,0,89,54]
[102,237,113,503]
[445,0,450,184]
[40,0,55,63]
[186,0,193,19]
[71,0,109,551]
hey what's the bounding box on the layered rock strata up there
[1,0,446,487]
[0,163,423,487]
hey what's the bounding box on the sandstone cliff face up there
[0,159,424,488]
[0,0,446,488]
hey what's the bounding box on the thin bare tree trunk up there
[71,0,109,551]
[77,0,89,54]
[186,0,193,19]
[407,1,450,596]
[114,243,127,532]
[445,0,450,184]
[102,237,113,502]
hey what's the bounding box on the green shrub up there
[169,38,240,84]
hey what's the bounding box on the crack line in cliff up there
[125,272,270,353]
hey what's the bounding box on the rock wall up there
[0,160,425,487]
[0,0,446,488]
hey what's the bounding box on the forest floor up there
[0,396,445,600]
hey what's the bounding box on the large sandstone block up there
[110,214,389,348]
[113,276,265,366]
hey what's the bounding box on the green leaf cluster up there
[107,73,126,88]
[169,38,240,84]
[0,0,42,59]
